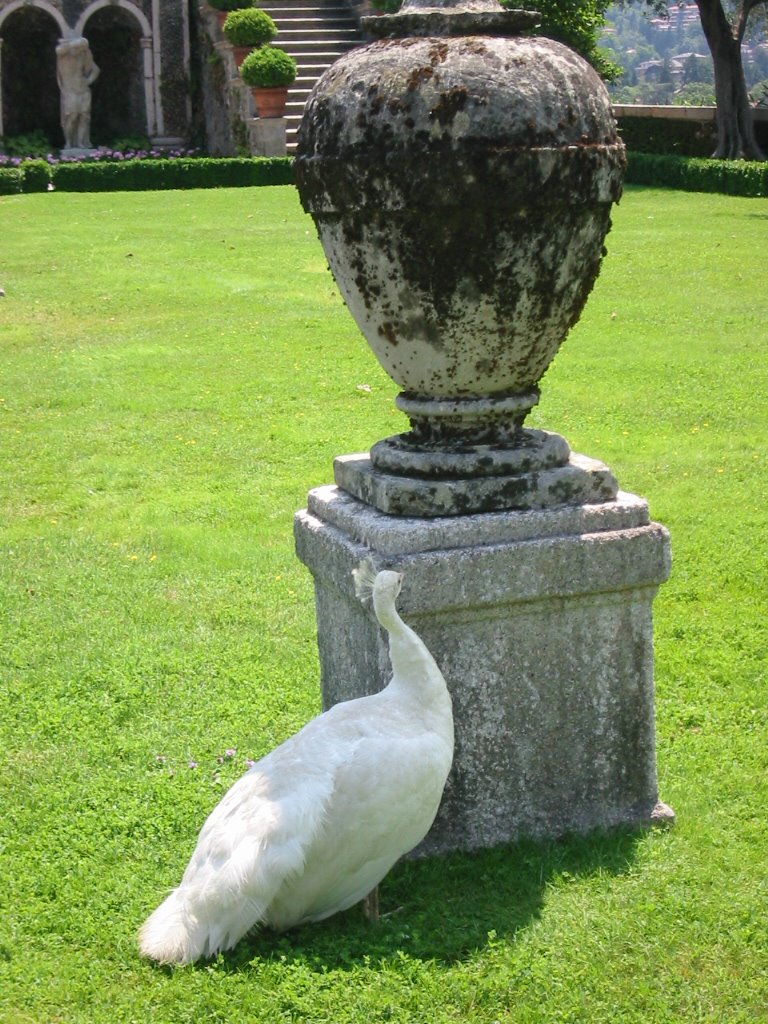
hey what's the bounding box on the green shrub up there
[223,8,277,46]
[21,159,52,192]
[109,135,152,152]
[625,151,768,197]
[50,156,293,192]
[0,167,23,194]
[239,45,297,87]
[672,84,717,107]
[1,130,52,158]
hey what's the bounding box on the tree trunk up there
[695,0,765,160]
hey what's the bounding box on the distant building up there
[650,3,700,32]
[636,59,679,84]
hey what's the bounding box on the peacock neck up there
[377,600,447,706]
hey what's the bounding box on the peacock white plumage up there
[138,564,454,965]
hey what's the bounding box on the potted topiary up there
[223,8,277,67]
[239,45,297,118]
[207,0,255,30]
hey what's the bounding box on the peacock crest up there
[352,559,378,603]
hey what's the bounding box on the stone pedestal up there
[60,147,97,159]
[293,0,672,853]
[295,481,674,855]
[248,116,287,157]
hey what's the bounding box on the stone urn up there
[295,0,626,516]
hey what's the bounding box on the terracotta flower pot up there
[232,45,252,67]
[251,86,288,118]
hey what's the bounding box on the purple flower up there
[244,758,257,769]
[188,760,198,769]
[224,747,236,758]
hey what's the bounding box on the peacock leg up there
[362,886,379,923]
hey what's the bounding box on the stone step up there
[266,11,358,24]
[274,22,359,34]
[261,0,356,8]
[260,5,360,22]
[262,11,360,23]
[295,63,334,75]
[277,42,361,57]
[277,27,361,39]
[288,50,355,65]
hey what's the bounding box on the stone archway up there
[0,4,63,146]
[84,5,146,145]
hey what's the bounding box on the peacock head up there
[352,561,403,609]
[373,570,403,603]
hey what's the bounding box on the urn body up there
[295,32,625,407]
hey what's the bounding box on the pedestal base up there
[336,449,619,518]
[295,485,673,854]
[248,117,287,157]
[60,147,97,159]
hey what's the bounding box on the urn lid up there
[363,0,540,38]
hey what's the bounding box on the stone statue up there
[56,37,100,151]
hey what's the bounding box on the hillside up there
[600,2,768,105]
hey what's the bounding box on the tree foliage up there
[504,0,623,78]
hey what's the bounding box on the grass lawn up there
[0,183,766,1023]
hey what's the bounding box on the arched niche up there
[84,5,147,145]
[0,4,63,145]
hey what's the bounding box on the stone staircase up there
[257,0,366,150]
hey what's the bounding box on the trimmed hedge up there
[51,156,293,192]
[22,159,52,193]
[616,116,716,158]
[616,113,768,158]
[0,167,24,194]
[0,156,292,194]
[625,151,768,197]
[3,153,765,198]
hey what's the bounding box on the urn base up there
[335,445,619,518]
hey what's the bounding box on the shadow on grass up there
[208,826,647,973]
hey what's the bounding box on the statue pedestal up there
[295,476,674,855]
[60,147,97,159]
